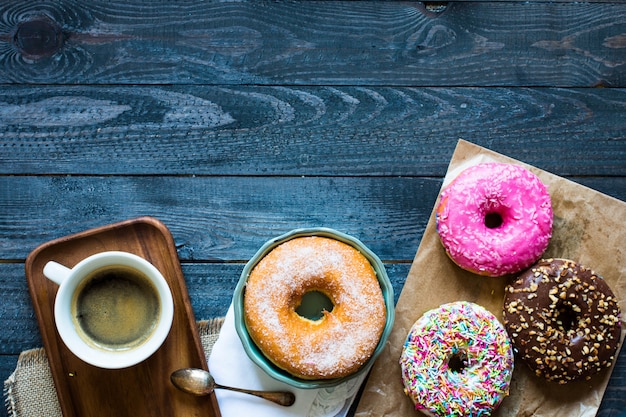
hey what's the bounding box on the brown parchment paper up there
[355,139,626,417]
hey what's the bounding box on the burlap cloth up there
[3,317,225,417]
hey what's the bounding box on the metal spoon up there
[170,368,296,407]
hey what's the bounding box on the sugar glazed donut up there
[503,259,622,383]
[399,301,514,417]
[243,236,386,380]
[436,162,553,277]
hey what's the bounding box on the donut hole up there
[447,350,468,373]
[295,290,334,321]
[555,304,579,333]
[484,212,504,229]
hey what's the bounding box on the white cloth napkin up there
[208,304,365,417]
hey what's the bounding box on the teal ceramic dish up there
[233,227,395,389]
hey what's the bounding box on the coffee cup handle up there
[43,261,72,286]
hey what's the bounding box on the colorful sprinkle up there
[399,301,514,417]
[436,163,553,277]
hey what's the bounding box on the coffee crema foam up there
[72,265,161,351]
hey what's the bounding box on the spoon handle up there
[214,383,295,407]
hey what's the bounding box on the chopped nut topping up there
[503,258,621,383]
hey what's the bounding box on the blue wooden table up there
[1,1,625,416]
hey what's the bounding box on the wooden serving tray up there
[25,217,221,417]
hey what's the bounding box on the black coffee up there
[72,265,161,351]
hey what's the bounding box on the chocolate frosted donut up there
[503,259,622,383]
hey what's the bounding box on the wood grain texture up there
[0,1,625,86]
[1,0,625,416]
[1,176,624,262]
[0,86,625,176]
[0,176,441,261]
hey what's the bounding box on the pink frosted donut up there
[436,162,553,277]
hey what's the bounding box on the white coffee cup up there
[43,251,174,369]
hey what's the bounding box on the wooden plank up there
[0,1,624,86]
[0,176,441,261]
[1,355,21,382]
[0,263,40,351]
[1,86,625,176]
[1,176,625,261]
[424,0,626,2]
[442,0,624,2]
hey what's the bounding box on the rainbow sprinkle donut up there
[399,301,514,417]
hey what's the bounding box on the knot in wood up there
[418,2,449,17]
[13,16,63,60]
